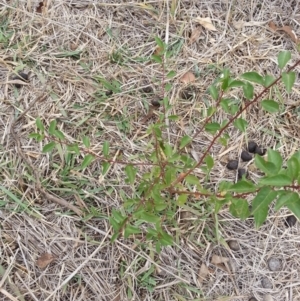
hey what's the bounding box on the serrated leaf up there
[103,141,109,157]
[159,231,173,246]
[261,100,279,113]
[278,51,291,69]
[125,164,137,185]
[36,117,44,132]
[139,212,160,224]
[282,71,296,93]
[267,149,282,172]
[124,224,141,238]
[180,135,192,149]
[255,155,277,175]
[228,180,256,193]
[167,70,176,78]
[49,120,57,135]
[233,118,247,132]
[241,72,264,85]
[275,191,299,211]
[205,122,220,133]
[259,174,292,186]
[251,187,277,228]
[208,85,218,100]
[53,130,64,140]
[82,136,90,148]
[81,154,95,169]
[263,74,276,87]
[42,141,56,153]
[229,199,249,220]
[242,82,254,99]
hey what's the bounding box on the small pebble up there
[247,141,258,153]
[267,257,282,271]
[241,150,252,162]
[255,145,266,156]
[227,160,238,170]
[285,215,297,227]
[261,276,273,289]
[238,168,247,180]
[228,240,240,251]
[105,90,113,96]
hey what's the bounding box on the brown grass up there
[1,0,300,300]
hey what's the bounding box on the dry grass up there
[1,0,300,300]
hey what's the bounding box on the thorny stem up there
[171,59,300,187]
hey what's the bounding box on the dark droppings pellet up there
[254,145,266,156]
[247,141,258,153]
[237,168,247,180]
[285,215,297,227]
[227,160,239,170]
[241,150,252,162]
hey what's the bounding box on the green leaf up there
[49,120,57,134]
[277,51,291,69]
[36,117,44,132]
[155,36,164,49]
[241,72,264,85]
[251,187,277,228]
[233,118,247,132]
[205,154,214,170]
[220,98,231,114]
[167,70,176,78]
[263,75,276,87]
[168,115,179,121]
[124,224,141,238]
[82,136,90,148]
[228,180,256,193]
[139,212,160,224]
[208,85,218,100]
[103,141,109,157]
[81,154,95,169]
[286,156,300,180]
[286,198,300,221]
[177,194,188,205]
[151,55,162,64]
[242,82,254,99]
[180,135,192,149]
[282,71,296,93]
[259,174,292,186]
[42,141,56,153]
[267,149,282,172]
[29,133,42,141]
[67,143,80,155]
[221,77,229,91]
[165,83,172,92]
[275,191,299,211]
[261,100,279,113]
[229,199,249,220]
[159,231,173,246]
[125,164,137,185]
[227,80,244,89]
[53,130,65,140]
[255,155,277,175]
[185,175,199,185]
[205,122,220,134]
[102,161,110,175]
